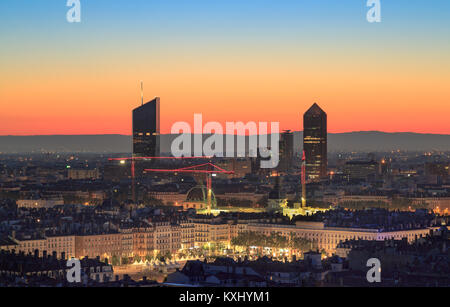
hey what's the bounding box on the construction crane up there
[107,156,213,203]
[145,163,235,214]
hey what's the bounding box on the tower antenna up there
[140,80,144,106]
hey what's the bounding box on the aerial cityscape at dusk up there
[0,0,449,297]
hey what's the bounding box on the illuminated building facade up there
[132,97,160,157]
[303,103,327,180]
[247,221,436,255]
[192,220,231,247]
[75,233,123,259]
[10,235,76,259]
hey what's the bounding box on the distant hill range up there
[0,132,449,154]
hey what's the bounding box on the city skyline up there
[1,1,450,136]
[1,0,450,292]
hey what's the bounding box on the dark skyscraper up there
[133,97,160,157]
[303,103,327,180]
[278,130,294,173]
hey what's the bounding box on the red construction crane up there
[145,163,235,213]
[107,156,213,203]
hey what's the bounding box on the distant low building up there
[0,250,114,285]
[148,191,186,206]
[410,197,450,215]
[344,160,379,181]
[0,237,18,252]
[216,159,252,179]
[339,195,391,205]
[67,168,100,180]
[17,198,64,209]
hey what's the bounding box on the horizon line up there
[1,130,450,137]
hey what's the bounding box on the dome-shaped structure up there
[183,185,217,210]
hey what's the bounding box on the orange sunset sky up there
[1,1,449,135]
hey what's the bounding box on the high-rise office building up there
[133,97,160,157]
[344,160,379,182]
[278,130,294,173]
[303,103,327,180]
